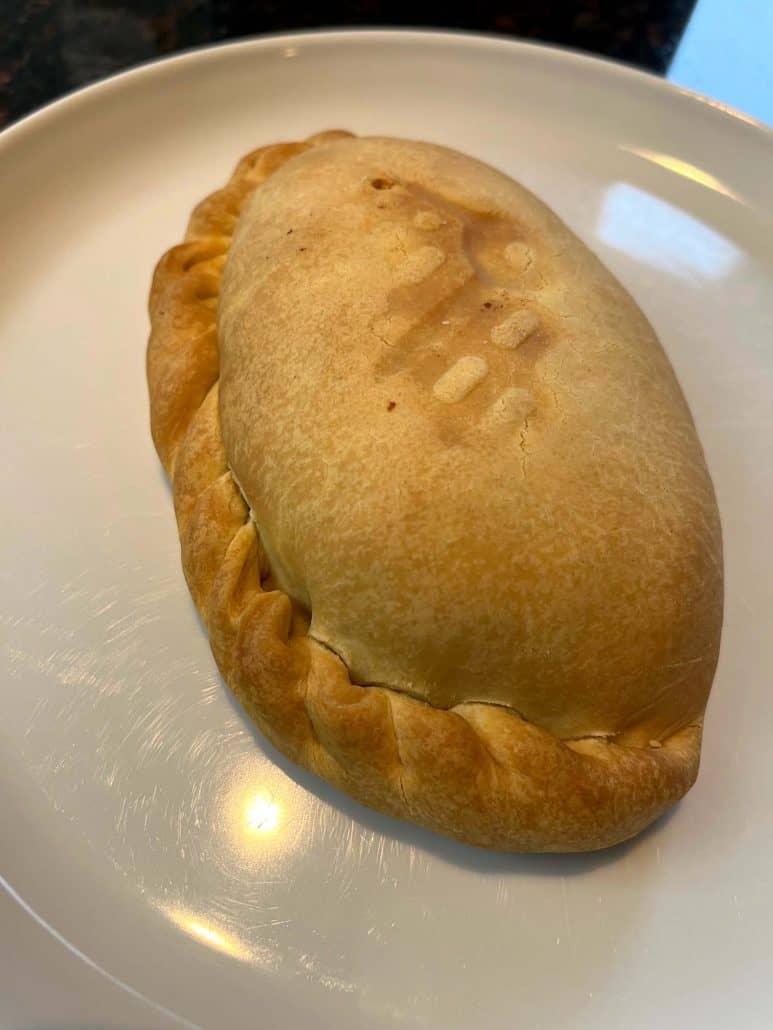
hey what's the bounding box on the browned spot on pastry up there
[368,183,545,420]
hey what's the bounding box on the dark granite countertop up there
[1,0,699,128]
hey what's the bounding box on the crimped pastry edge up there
[146,131,702,853]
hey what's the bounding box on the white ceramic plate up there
[2,30,772,1030]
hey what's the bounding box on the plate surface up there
[2,30,772,1030]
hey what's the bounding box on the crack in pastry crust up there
[147,131,705,852]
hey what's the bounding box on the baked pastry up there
[147,131,723,852]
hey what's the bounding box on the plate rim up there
[1,26,771,159]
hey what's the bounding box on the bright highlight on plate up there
[245,794,280,834]
[163,908,250,961]
[188,921,229,948]
[622,145,743,202]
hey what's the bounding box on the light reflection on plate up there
[215,754,304,865]
[244,793,281,834]
[599,182,741,279]
[161,906,253,963]
[620,145,744,203]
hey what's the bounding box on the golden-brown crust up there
[148,132,706,852]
